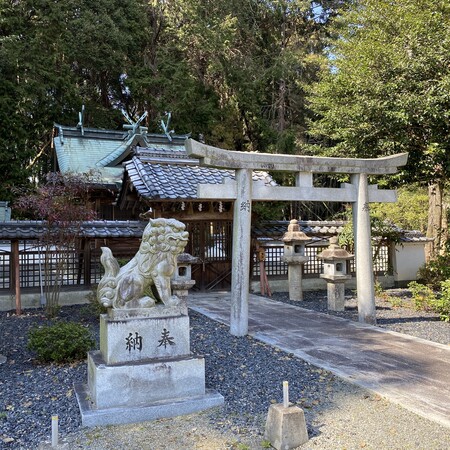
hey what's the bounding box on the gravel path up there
[1,290,449,449]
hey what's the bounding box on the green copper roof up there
[53,124,189,186]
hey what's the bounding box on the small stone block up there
[264,403,309,450]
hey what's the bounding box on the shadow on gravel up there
[378,316,441,325]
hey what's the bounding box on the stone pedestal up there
[326,280,347,311]
[282,219,311,302]
[75,306,223,427]
[99,311,191,364]
[285,258,308,301]
[264,403,309,450]
[318,237,353,312]
[320,275,351,311]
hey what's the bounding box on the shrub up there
[408,280,450,322]
[375,281,392,302]
[407,281,436,311]
[436,280,450,322]
[417,255,450,290]
[27,321,95,363]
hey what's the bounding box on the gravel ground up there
[1,290,449,449]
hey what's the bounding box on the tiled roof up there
[0,221,147,240]
[253,220,430,243]
[0,220,430,242]
[124,147,276,200]
[253,220,346,239]
[395,230,431,243]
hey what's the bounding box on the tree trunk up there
[425,182,447,261]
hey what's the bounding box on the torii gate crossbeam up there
[186,139,408,336]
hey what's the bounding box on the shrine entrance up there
[186,138,408,336]
[185,220,233,291]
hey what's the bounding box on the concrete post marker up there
[264,403,309,450]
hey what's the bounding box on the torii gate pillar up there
[353,173,376,324]
[186,139,408,336]
[230,169,253,336]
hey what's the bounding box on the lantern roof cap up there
[282,219,312,243]
[318,236,353,260]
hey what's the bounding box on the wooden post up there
[12,240,21,315]
[83,239,92,285]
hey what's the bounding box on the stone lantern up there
[317,236,354,311]
[171,253,199,300]
[282,219,311,301]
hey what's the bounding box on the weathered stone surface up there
[100,314,190,364]
[354,173,376,324]
[230,168,252,336]
[186,138,408,174]
[187,138,407,335]
[87,351,206,409]
[282,220,311,302]
[326,282,346,311]
[97,218,188,310]
[264,403,308,450]
[75,218,222,428]
[107,302,188,319]
[74,382,224,427]
[287,264,305,301]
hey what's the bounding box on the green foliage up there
[1,0,344,203]
[309,0,450,188]
[416,255,450,290]
[408,280,450,321]
[374,282,399,305]
[407,281,436,311]
[374,281,384,296]
[338,221,354,252]
[389,297,404,309]
[27,322,95,363]
[369,186,429,232]
[252,201,291,221]
[231,443,250,450]
[435,280,450,322]
[0,0,147,201]
[337,212,402,254]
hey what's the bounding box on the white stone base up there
[100,313,190,364]
[87,350,206,409]
[77,309,224,427]
[74,382,224,427]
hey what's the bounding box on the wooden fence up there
[0,239,391,292]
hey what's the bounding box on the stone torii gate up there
[186,139,408,336]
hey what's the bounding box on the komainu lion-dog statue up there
[97,218,189,309]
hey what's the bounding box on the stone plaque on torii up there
[186,138,408,336]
